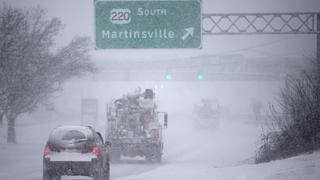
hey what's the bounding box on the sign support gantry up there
[202,12,320,60]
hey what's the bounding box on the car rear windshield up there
[62,130,86,141]
[48,126,94,152]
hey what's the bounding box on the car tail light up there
[92,147,100,156]
[44,146,51,155]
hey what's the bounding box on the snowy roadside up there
[115,151,320,180]
[114,113,320,180]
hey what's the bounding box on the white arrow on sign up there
[181,27,194,41]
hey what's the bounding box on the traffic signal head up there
[165,74,172,80]
[197,74,204,80]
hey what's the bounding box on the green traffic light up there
[165,74,172,80]
[197,74,204,80]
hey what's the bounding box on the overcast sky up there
[1,0,319,61]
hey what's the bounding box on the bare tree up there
[0,6,95,143]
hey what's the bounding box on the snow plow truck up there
[106,89,168,163]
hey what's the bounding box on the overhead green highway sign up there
[95,0,202,49]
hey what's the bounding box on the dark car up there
[43,125,110,180]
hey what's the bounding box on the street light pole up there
[317,14,320,65]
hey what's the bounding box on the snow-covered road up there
[1,110,319,180]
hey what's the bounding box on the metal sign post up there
[317,14,320,63]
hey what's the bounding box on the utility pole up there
[317,13,320,63]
